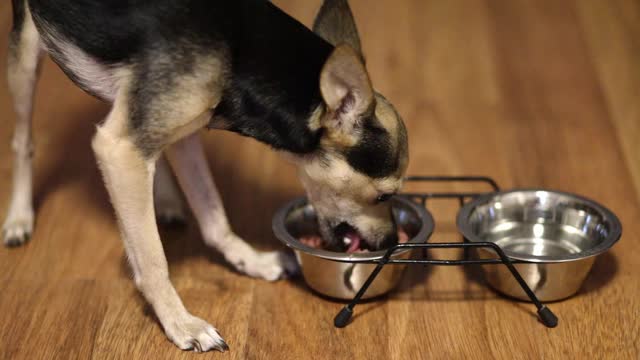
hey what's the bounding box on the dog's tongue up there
[344,232,362,253]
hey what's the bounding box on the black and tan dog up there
[4,0,408,352]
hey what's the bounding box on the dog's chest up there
[43,35,121,102]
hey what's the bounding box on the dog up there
[4,0,408,352]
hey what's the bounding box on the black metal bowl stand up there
[333,176,558,329]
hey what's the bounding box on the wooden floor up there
[1,0,639,359]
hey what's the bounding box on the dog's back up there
[24,0,333,152]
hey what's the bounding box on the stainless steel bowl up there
[457,190,622,301]
[273,196,434,300]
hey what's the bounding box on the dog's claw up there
[219,339,229,352]
[4,234,30,247]
[2,216,33,247]
[165,313,227,352]
[191,340,203,353]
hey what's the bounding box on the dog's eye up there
[376,193,393,203]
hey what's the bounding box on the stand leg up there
[334,249,395,328]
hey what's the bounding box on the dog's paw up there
[164,313,228,353]
[155,201,187,227]
[228,246,299,281]
[2,211,34,247]
[252,250,299,281]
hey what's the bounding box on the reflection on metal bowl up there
[273,196,434,300]
[457,190,622,301]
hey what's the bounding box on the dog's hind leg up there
[165,133,298,281]
[154,155,187,226]
[3,2,44,246]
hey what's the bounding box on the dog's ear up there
[319,45,373,139]
[313,0,363,59]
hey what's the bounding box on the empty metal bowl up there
[457,190,622,301]
[273,196,434,300]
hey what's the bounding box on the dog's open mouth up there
[333,222,366,253]
[298,223,409,253]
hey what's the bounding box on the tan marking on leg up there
[132,54,227,152]
[92,93,226,352]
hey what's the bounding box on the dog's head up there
[296,0,409,251]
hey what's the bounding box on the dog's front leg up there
[165,133,297,280]
[92,94,228,352]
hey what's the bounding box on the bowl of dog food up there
[273,196,434,299]
[457,189,622,301]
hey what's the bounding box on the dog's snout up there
[377,230,399,250]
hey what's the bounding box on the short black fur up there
[345,116,397,178]
[11,0,25,32]
[26,0,333,153]
[29,0,145,63]
[212,1,334,153]
[28,0,334,155]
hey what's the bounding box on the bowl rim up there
[272,196,435,263]
[456,188,623,263]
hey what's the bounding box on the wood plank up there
[575,0,640,202]
[0,0,638,359]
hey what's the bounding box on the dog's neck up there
[211,1,333,154]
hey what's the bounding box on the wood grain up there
[1,0,639,359]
